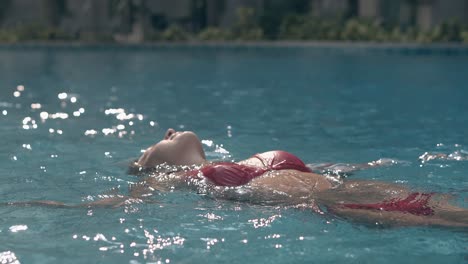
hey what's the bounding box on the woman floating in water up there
[9,128,468,228]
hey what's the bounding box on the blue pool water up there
[0,44,467,263]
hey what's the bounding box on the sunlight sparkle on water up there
[93,233,107,242]
[102,128,116,135]
[199,213,223,221]
[9,225,28,233]
[105,108,125,115]
[31,103,41,109]
[265,234,281,239]
[84,130,98,136]
[0,251,20,264]
[22,117,31,124]
[201,140,213,147]
[101,108,146,139]
[40,112,48,119]
[117,113,134,120]
[22,144,32,150]
[105,108,144,122]
[49,113,69,119]
[248,215,281,228]
[22,117,37,130]
[202,237,222,249]
[58,93,68,100]
[227,125,232,138]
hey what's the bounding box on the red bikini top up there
[188,150,311,186]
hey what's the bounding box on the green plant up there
[278,15,344,40]
[461,30,468,43]
[415,30,432,43]
[341,19,373,41]
[197,27,233,41]
[278,14,307,40]
[0,29,17,42]
[0,24,73,42]
[233,7,264,41]
[431,19,462,42]
[161,25,191,41]
[302,17,343,40]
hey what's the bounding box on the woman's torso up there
[187,150,321,186]
[131,151,333,204]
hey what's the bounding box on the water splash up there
[202,139,231,161]
[9,225,28,233]
[419,144,468,163]
[0,251,20,264]
[248,214,281,228]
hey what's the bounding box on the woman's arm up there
[2,196,132,209]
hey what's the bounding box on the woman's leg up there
[318,180,468,228]
[327,204,468,228]
[326,194,468,227]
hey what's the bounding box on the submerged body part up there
[6,128,468,228]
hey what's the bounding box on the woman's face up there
[138,128,206,167]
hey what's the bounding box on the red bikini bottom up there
[342,192,435,216]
